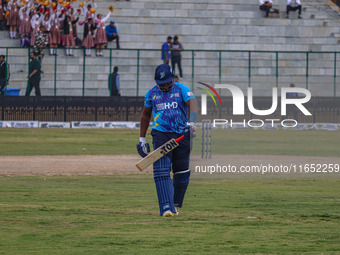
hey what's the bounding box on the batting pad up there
[153,156,176,215]
[173,169,191,208]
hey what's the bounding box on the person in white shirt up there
[259,0,273,18]
[287,0,302,19]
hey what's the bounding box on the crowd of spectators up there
[0,0,312,96]
[259,0,302,19]
[0,0,119,56]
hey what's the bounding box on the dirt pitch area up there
[0,155,339,178]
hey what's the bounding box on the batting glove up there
[136,137,150,158]
[183,122,196,138]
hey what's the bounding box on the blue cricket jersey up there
[161,42,170,60]
[144,82,196,134]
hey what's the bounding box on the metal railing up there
[1,96,340,123]
[0,47,339,97]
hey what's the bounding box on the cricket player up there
[137,64,198,217]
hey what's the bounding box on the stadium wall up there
[1,96,340,123]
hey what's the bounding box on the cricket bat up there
[136,135,185,171]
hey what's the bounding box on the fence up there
[0,47,340,97]
[1,96,340,123]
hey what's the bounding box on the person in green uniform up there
[25,51,41,96]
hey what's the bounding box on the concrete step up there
[1,0,340,97]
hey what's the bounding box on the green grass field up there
[1,175,340,254]
[0,128,339,156]
[0,128,340,254]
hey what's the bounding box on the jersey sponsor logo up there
[153,95,161,100]
[170,93,180,98]
[164,102,178,109]
[156,103,165,110]
[187,92,194,97]
[156,102,178,110]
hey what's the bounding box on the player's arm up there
[186,98,198,118]
[137,106,152,157]
[140,106,152,138]
[185,98,198,137]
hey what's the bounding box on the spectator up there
[7,0,20,38]
[1,2,9,31]
[70,8,79,38]
[287,0,302,19]
[0,0,4,25]
[19,6,31,46]
[286,83,299,97]
[108,66,120,96]
[25,52,41,96]
[259,0,273,18]
[0,55,10,95]
[83,0,97,20]
[49,9,63,56]
[170,35,184,79]
[80,17,97,56]
[63,14,79,56]
[30,13,42,47]
[41,12,52,35]
[20,33,30,47]
[105,20,120,49]
[94,11,112,56]
[161,36,172,64]
[34,25,48,65]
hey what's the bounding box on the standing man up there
[108,66,120,96]
[137,64,198,217]
[0,55,10,95]
[161,36,172,64]
[170,35,184,79]
[105,20,120,49]
[287,0,302,19]
[25,52,41,96]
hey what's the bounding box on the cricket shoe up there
[162,210,174,217]
[174,206,179,216]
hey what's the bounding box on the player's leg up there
[178,56,183,78]
[286,5,290,17]
[115,35,120,49]
[151,130,176,216]
[171,56,176,75]
[25,80,33,96]
[173,169,190,214]
[297,5,302,16]
[34,79,41,96]
[172,133,191,214]
[0,78,5,95]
